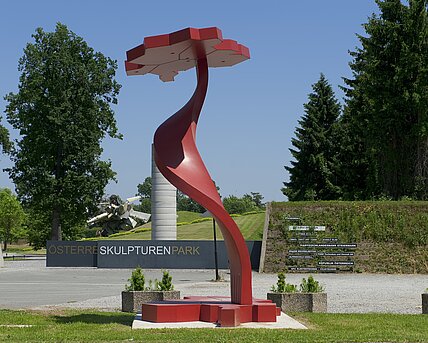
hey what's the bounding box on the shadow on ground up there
[53,312,134,325]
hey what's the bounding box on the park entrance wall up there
[46,240,261,269]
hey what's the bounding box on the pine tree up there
[343,0,428,199]
[283,74,342,201]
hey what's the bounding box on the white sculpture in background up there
[87,195,150,237]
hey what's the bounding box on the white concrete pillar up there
[151,145,177,240]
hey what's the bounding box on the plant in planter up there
[267,273,327,313]
[121,268,180,313]
[422,288,428,314]
[157,270,174,291]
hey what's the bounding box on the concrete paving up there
[132,313,307,329]
[1,258,427,314]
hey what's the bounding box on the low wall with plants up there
[263,201,428,274]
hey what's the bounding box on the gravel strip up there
[2,259,427,314]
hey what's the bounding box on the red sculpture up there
[126,27,278,326]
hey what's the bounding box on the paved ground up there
[0,258,427,313]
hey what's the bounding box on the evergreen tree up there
[4,23,121,246]
[283,74,341,201]
[343,0,428,199]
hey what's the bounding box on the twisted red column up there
[153,58,253,305]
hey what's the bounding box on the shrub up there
[133,227,151,233]
[190,218,211,224]
[156,270,174,291]
[242,210,265,215]
[84,227,100,238]
[125,267,145,291]
[177,221,191,226]
[270,272,298,293]
[223,195,258,215]
[299,275,324,293]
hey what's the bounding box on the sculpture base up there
[141,296,280,327]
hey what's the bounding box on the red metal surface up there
[142,303,201,322]
[140,297,278,327]
[126,27,249,82]
[126,27,252,305]
[154,57,252,305]
[219,306,241,327]
[126,28,279,325]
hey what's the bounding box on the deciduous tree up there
[4,23,121,246]
[0,188,26,250]
[0,117,11,155]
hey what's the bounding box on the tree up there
[0,188,26,250]
[243,192,265,209]
[177,190,205,213]
[137,177,152,199]
[223,195,258,214]
[282,74,342,201]
[136,177,152,213]
[4,23,121,246]
[343,0,428,199]
[136,176,212,213]
[0,117,11,155]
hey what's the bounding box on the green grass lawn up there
[0,310,426,342]
[109,212,265,240]
[2,245,46,255]
[176,210,204,223]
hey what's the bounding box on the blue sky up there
[0,1,379,202]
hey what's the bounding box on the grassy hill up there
[100,211,265,241]
[264,201,428,273]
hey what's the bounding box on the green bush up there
[190,218,211,224]
[242,210,265,215]
[156,270,174,291]
[133,227,151,233]
[125,267,145,291]
[299,275,324,293]
[84,227,100,238]
[271,272,298,293]
[125,268,174,292]
[223,195,258,214]
[177,221,191,227]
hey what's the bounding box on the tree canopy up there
[136,177,152,213]
[4,23,121,247]
[223,195,259,214]
[0,188,26,250]
[343,0,428,199]
[284,1,428,201]
[283,74,341,201]
[0,117,11,155]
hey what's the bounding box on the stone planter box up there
[122,290,180,313]
[267,292,327,313]
[422,293,428,314]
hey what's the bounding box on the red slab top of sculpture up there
[125,27,250,81]
[126,27,279,326]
